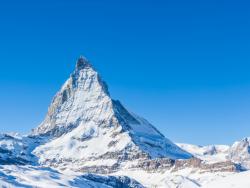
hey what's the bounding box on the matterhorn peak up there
[32,56,191,173]
[32,56,111,136]
[75,55,92,71]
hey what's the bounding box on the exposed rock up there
[131,158,175,172]
[228,137,250,169]
[173,157,242,173]
[82,174,145,188]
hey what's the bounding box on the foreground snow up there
[0,165,249,188]
[0,165,144,188]
[204,170,250,188]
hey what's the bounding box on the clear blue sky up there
[0,0,249,145]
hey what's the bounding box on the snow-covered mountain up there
[228,137,250,170]
[31,56,191,172]
[0,56,250,188]
[177,137,250,170]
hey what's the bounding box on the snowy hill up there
[177,137,250,169]
[177,143,230,163]
[0,133,39,165]
[0,165,144,188]
[203,170,250,188]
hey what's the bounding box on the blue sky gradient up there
[0,0,249,145]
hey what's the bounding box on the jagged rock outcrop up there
[130,157,241,173]
[82,174,145,188]
[178,139,250,171]
[130,158,175,172]
[228,137,250,169]
[173,158,242,173]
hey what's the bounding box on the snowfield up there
[204,170,250,188]
[0,165,249,188]
[0,165,145,188]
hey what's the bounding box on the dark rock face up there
[82,174,145,188]
[0,157,29,165]
[130,157,242,173]
[228,137,250,169]
[76,56,92,70]
[0,134,35,165]
[112,100,140,126]
[80,164,120,174]
[173,158,242,173]
[96,149,149,161]
[173,158,202,171]
[131,158,175,172]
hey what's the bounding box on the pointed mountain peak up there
[32,56,111,136]
[33,56,191,163]
[72,55,109,96]
[75,55,91,70]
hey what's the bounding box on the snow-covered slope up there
[32,56,191,172]
[178,137,250,169]
[203,170,250,188]
[0,165,144,188]
[228,137,250,169]
[1,164,248,188]
[177,143,230,163]
[0,133,40,165]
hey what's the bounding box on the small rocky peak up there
[76,55,91,70]
[72,55,110,96]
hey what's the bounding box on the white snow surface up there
[0,165,144,188]
[203,170,250,188]
[1,164,249,188]
[177,143,229,163]
[178,138,250,169]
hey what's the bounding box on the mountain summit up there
[32,56,191,171]
[76,56,92,70]
[33,56,110,136]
